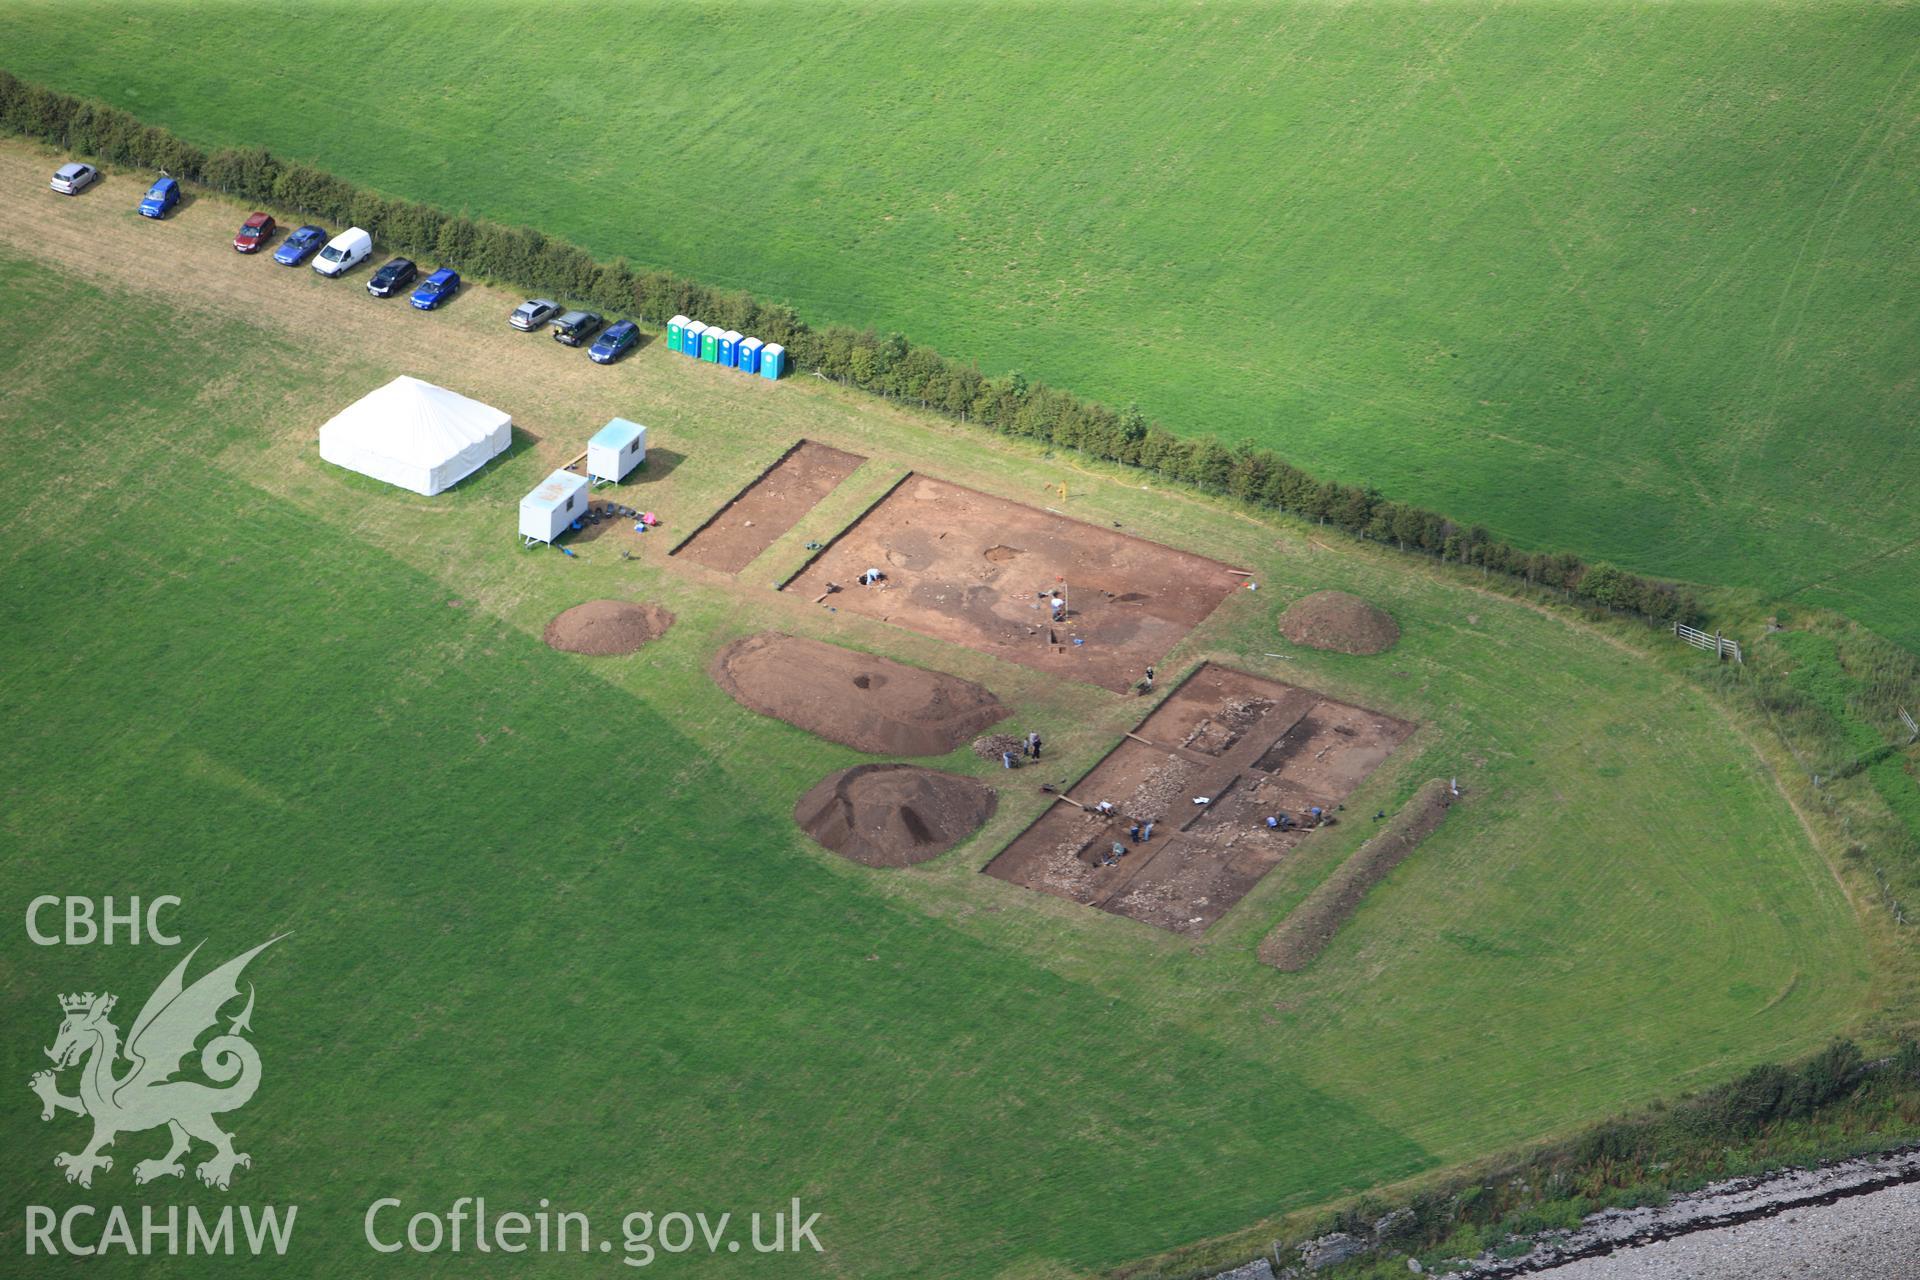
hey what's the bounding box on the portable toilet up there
[716,330,738,366]
[760,343,786,380]
[700,326,720,363]
[667,315,690,354]
[738,336,764,374]
[587,418,647,484]
[683,320,708,359]
[519,469,590,545]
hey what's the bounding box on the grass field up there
[0,153,1877,1275]
[0,2,1916,650]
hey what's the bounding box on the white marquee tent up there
[317,376,512,496]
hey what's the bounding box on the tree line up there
[0,67,1700,624]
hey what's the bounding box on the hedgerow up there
[1,66,1700,624]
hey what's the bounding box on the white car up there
[313,227,374,277]
[510,299,562,331]
[50,162,100,195]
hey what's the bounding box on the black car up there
[366,257,418,298]
[550,310,605,347]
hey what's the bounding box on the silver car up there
[509,299,562,331]
[50,162,100,195]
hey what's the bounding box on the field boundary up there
[0,67,1711,638]
[1674,621,1743,664]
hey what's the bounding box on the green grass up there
[0,211,1874,1280]
[1,1,1917,649]
[1776,631,1887,756]
[1766,628,1920,851]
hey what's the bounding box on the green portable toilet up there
[667,315,689,354]
[682,320,708,359]
[701,327,719,362]
[760,343,785,380]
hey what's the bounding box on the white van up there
[313,227,373,277]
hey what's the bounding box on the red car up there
[233,212,276,253]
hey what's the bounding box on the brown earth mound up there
[543,600,675,656]
[1277,590,1399,655]
[1257,778,1455,970]
[794,764,997,866]
[710,632,1007,755]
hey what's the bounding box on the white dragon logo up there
[29,936,282,1191]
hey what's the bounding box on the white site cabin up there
[519,469,590,546]
[587,418,647,485]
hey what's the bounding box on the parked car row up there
[50,161,645,363]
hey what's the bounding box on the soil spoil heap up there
[710,632,1007,754]
[1277,590,1399,655]
[794,764,997,866]
[543,600,675,656]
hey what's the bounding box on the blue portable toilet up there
[716,330,738,367]
[725,331,745,366]
[737,337,764,374]
[666,315,689,355]
[683,320,708,359]
[760,343,786,380]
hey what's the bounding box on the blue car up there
[137,177,179,219]
[409,268,460,311]
[588,320,639,364]
[273,225,328,266]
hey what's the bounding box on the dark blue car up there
[273,225,328,266]
[137,177,179,219]
[588,320,639,364]
[410,268,460,311]
[366,257,417,298]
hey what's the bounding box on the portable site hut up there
[317,375,512,496]
[519,468,590,545]
[700,327,720,363]
[683,320,708,359]
[587,418,647,484]
[737,336,764,374]
[667,315,690,354]
[716,330,740,366]
[760,343,786,380]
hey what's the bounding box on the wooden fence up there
[1673,622,1742,663]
